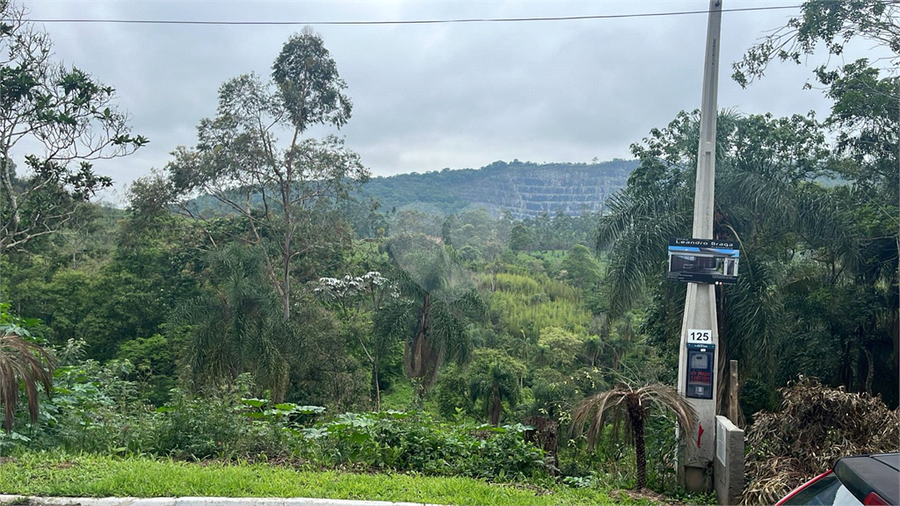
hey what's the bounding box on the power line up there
[15,4,803,26]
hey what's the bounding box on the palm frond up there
[571,383,697,449]
[429,299,472,367]
[718,166,800,231]
[795,189,861,270]
[597,188,691,251]
[719,256,784,378]
[373,299,418,342]
[571,387,630,448]
[634,383,697,437]
[0,332,55,432]
[603,208,692,316]
[171,243,294,397]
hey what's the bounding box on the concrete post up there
[677,0,723,492]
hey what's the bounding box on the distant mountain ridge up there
[362,159,638,218]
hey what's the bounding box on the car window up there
[781,474,842,505]
[832,484,864,506]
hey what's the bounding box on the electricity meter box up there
[686,343,715,399]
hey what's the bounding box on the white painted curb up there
[1,496,435,506]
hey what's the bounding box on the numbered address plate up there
[687,329,712,344]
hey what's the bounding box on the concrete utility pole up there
[677,0,723,492]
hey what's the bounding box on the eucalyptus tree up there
[162,28,368,320]
[374,233,486,395]
[0,0,146,253]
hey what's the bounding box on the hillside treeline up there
[1,0,897,498]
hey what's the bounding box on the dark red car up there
[776,453,899,505]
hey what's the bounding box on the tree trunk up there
[893,313,899,378]
[405,293,431,379]
[632,415,647,490]
[490,392,502,426]
[714,284,743,422]
[864,346,874,395]
[283,231,291,320]
[728,360,742,427]
[373,363,381,411]
[850,335,862,392]
[280,124,301,321]
[0,154,20,250]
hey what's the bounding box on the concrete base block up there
[714,415,745,505]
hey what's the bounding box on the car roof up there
[833,453,900,506]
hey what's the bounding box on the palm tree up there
[176,244,295,400]
[596,110,859,416]
[0,331,55,432]
[468,349,523,425]
[571,382,697,490]
[583,335,602,368]
[374,233,486,395]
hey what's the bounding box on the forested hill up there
[361,159,638,217]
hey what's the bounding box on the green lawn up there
[0,452,656,506]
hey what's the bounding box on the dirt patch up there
[614,488,686,505]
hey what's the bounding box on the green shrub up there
[154,376,324,460]
[300,411,548,480]
[30,359,163,455]
[9,365,324,461]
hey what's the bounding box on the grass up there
[378,379,442,415]
[379,380,414,411]
[0,451,657,505]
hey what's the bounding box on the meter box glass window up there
[686,344,714,399]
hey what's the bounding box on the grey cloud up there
[14,0,873,193]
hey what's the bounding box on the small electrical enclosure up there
[686,343,714,399]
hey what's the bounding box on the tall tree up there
[734,0,899,401]
[0,0,146,252]
[315,271,399,410]
[161,28,368,320]
[374,233,486,395]
[175,244,295,401]
[597,110,858,416]
[467,349,523,426]
[560,244,602,289]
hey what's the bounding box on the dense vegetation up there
[1,0,898,504]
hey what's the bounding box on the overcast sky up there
[13,0,881,203]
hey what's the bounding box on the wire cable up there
[14,4,803,26]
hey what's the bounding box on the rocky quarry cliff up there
[362,159,638,218]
